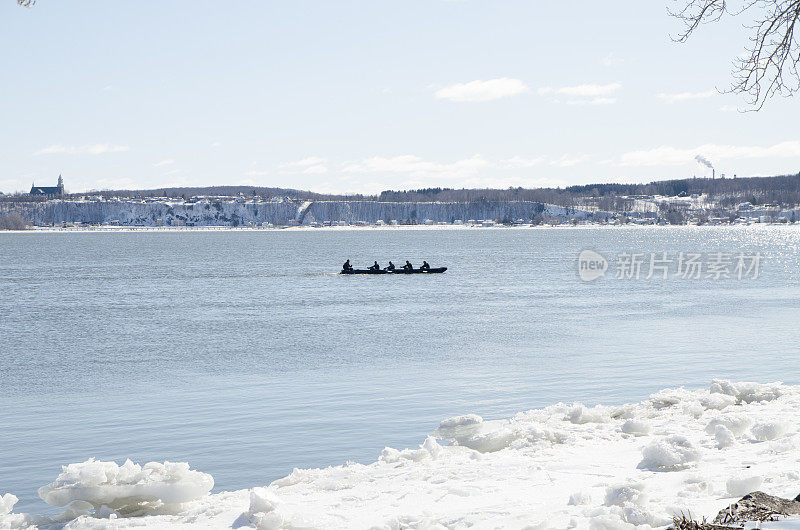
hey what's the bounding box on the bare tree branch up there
[17,0,35,6]
[671,0,800,110]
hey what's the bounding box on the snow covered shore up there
[4,380,800,529]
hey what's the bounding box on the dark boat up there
[341,267,447,275]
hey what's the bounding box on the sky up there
[1,0,799,195]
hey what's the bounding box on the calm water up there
[2,227,799,512]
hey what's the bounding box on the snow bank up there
[638,435,700,470]
[710,379,784,403]
[247,488,285,530]
[5,379,800,529]
[37,459,213,515]
[751,420,789,441]
[621,419,651,436]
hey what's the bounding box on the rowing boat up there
[340,267,447,275]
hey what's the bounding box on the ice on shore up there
[3,379,800,529]
[38,459,213,516]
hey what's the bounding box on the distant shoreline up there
[2,223,798,234]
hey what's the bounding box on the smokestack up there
[695,155,714,179]
[713,168,715,180]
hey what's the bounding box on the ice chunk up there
[380,436,443,463]
[649,389,685,409]
[37,459,213,514]
[52,500,94,522]
[566,403,610,424]
[699,393,736,410]
[434,414,483,443]
[638,435,700,470]
[726,474,763,497]
[621,419,650,436]
[247,487,285,530]
[710,379,784,403]
[568,490,592,505]
[604,483,647,507]
[457,427,519,453]
[751,421,788,441]
[1,494,18,515]
[715,425,736,449]
[705,413,754,436]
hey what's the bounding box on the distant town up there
[1,172,799,229]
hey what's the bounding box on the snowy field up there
[4,380,800,529]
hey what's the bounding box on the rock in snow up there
[713,491,800,525]
[3,379,800,529]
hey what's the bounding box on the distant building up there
[30,175,65,198]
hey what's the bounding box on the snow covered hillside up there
[2,199,606,227]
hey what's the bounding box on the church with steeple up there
[29,174,65,198]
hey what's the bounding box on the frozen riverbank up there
[4,380,800,529]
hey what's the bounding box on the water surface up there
[2,227,799,512]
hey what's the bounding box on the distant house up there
[30,175,65,198]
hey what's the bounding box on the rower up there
[385,261,396,271]
[420,261,430,270]
[343,259,353,271]
[368,261,380,271]
[402,260,413,270]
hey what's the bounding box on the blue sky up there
[1,0,798,194]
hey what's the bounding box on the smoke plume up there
[694,155,714,169]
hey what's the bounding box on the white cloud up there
[244,170,270,177]
[278,157,328,175]
[501,156,545,169]
[656,89,716,103]
[619,141,800,166]
[550,155,589,167]
[280,156,327,168]
[539,83,621,97]
[303,164,328,175]
[459,175,567,189]
[719,105,740,112]
[153,159,174,167]
[35,144,130,155]
[344,154,489,178]
[211,142,222,148]
[435,78,529,102]
[566,97,616,105]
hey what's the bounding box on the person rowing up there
[420,261,430,270]
[368,261,380,271]
[342,259,353,271]
[385,261,395,271]
[402,260,413,270]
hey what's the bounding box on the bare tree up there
[671,0,800,109]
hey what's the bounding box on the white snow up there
[638,435,701,470]
[621,419,651,436]
[714,424,736,448]
[3,379,800,529]
[752,420,790,441]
